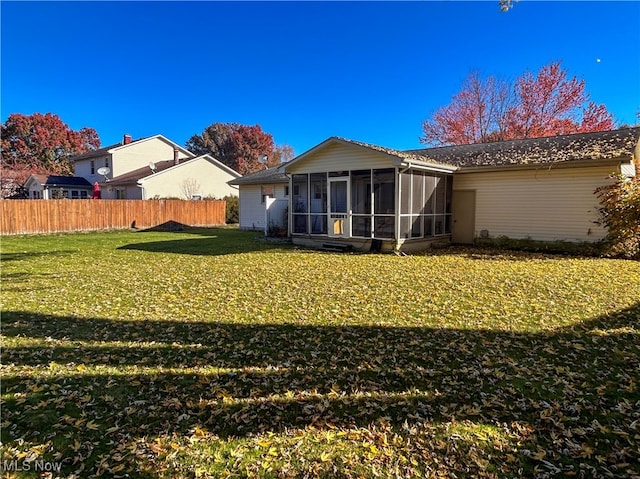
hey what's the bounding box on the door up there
[452,190,476,244]
[328,178,349,237]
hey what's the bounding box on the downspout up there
[394,166,401,251]
[285,174,292,237]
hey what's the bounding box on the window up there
[292,175,308,213]
[399,170,453,239]
[90,160,95,175]
[261,185,274,203]
[373,169,395,215]
[116,189,126,199]
[292,175,309,234]
[104,157,110,168]
[373,169,395,238]
[71,190,79,199]
[351,170,371,238]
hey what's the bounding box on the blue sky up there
[2,1,639,156]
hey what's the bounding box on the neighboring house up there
[228,165,289,231]
[67,134,239,199]
[234,127,639,252]
[107,154,240,200]
[24,174,93,200]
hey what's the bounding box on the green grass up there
[1,227,639,478]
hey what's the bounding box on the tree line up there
[1,60,633,198]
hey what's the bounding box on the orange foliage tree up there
[1,113,101,197]
[186,123,294,175]
[421,61,615,146]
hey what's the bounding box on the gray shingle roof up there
[404,127,640,168]
[30,175,93,187]
[333,137,447,164]
[69,142,122,162]
[107,159,183,186]
[228,165,289,185]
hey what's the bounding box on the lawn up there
[1,228,639,478]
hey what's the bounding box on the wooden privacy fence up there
[1,199,226,235]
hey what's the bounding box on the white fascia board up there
[108,134,195,158]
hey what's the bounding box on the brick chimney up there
[173,147,180,165]
[123,134,132,145]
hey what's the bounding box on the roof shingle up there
[404,127,640,168]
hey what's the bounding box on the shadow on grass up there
[118,227,292,256]
[2,302,639,476]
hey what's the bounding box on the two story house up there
[24,134,240,200]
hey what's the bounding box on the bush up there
[595,173,640,260]
[224,195,239,224]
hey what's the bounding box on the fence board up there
[0,199,226,235]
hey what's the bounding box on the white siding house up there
[69,134,239,200]
[235,128,640,251]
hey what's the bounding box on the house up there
[233,127,639,252]
[106,154,240,200]
[69,134,240,199]
[24,174,93,199]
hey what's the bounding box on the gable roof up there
[107,154,240,186]
[228,164,289,185]
[26,175,93,188]
[107,159,180,186]
[69,134,194,162]
[284,137,458,172]
[405,127,640,168]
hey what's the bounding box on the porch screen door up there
[328,178,349,237]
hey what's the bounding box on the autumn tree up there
[1,113,101,196]
[185,122,294,175]
[421,62,615,146]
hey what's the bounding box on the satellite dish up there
[148,161,157,172]
[258,154,268,169]
[97,166,110,176]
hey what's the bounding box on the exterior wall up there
[287,143,392,174]
[452,165,618,242]
[140,158,239,200]
[110,138,192,177]
[74,155,112,185]
[102,184,141,200]
[238,183,288,230]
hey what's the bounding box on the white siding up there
[238,185,265,230]
[238,183,288,230]
[621,162,636,178]
[287,143,393,174]
[140,157,239,199]
[453,165,618,242]
[111,138,191,177]
[74,155,112,184]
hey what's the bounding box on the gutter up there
[456,157,628,174]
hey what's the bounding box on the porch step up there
[321,242,353,253]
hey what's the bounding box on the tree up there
[420,72,512,145]
[595,172,640,260]
[186,123,294,175]
[420,62,615,146]
[1,113,101,196]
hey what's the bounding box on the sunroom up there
[284,137,457,252]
